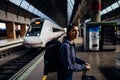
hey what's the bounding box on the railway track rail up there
[0,48,43,80]
[0,45,25,58]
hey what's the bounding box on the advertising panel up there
[89,26,99,51]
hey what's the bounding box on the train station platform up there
[25,37,120,80]
[0,38,23,51]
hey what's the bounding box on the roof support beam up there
[72,0,88,23]
[16,0,23,19]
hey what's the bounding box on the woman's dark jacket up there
[59,39,86,72]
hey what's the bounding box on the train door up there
[100,25,116,51]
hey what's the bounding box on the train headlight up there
[26,34,29,36]
[37,33,40,36]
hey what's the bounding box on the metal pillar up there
[90,0,101,22]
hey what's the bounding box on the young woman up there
[57,23,91,80]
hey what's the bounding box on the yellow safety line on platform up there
[42,75,47,80]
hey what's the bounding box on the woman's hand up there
[85,63,91,70]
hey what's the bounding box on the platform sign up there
[89,26,99,51]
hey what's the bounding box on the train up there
[23,18,65,48]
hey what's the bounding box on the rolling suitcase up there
[81,70,97,80]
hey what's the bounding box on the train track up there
[0,46,23,58]
[0,48,43,80]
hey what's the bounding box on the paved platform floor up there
[26,37,120,80]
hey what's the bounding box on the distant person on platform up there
[57,23,91,80]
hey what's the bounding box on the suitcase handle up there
[81,69,89,80]
[82,68,89,75]
[82,69,88,77]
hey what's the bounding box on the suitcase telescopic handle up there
[83,69,87,76]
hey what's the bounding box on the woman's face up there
[68,26,79,40]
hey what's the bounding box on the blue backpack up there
[44,39,61,75]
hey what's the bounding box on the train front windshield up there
[26,20,44,36]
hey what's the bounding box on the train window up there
[26,21,44,36]
[52,28,62,32]
[31,24,42,31]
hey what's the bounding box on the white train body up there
[24,18,64,48]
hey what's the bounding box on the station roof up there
[72,0,120,22]
[25,0,120,26]
[25,0,68,27]
[0,0,120,27]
